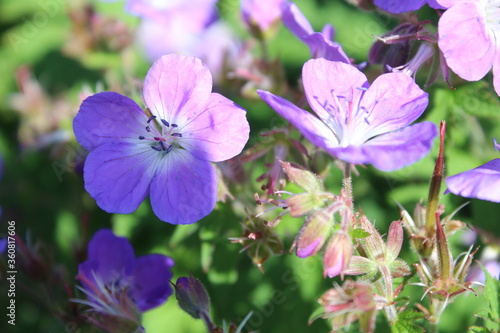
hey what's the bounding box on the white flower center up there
[138,115,183,153]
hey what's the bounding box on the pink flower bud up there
[323,232,353,278]
[295,209,332,258]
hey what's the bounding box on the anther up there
[151,146,162,151]
[159,142,166,150]
[161,119,169,127]
[147,116,157,123]
[146,126,151,132]
[165,145,173,154]
[171,124,178,128]
[171,133,182,137]
[139,136,145,140]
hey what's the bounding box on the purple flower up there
[258,59,437,171]
[77,229,174,312]
[374,0,445,14]
[241,0,285,35]
[74,54,250,224]
[437,0,500,95]
[446,139,500,203]
[281,2,349,63]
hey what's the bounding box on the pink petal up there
[84,142,158,214]
[257,90,339,150]
[150,149,217,224]
[492,47,500,96]
[181,93,249,162]
[438,2,495,81]
[302,59,369,138]
[143,55,213,126]
[358,72,428,141]
[281,2,314,39]
[74,92,148,151]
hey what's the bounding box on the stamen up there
[147,116,157,123]
[146,126,151,132]
[138,136,145,140]
[154,136,166,141]
[171,133,182,137]
[161,119,169,127]
[171,124,178,128]
[165,145,173,154]
[159,142,166,150]
[151,146,162,151]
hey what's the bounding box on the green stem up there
[343,163,353,207]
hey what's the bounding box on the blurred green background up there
[0,0,499,332]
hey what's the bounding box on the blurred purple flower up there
[74,54,249,224]
[78,229,174,312]
[374,0,445,13]
[446,162,500,203]
[437,0,500,95]
[281,2,349,63]
[258,59,437,171]
[445,139,500,203]
[241,0,285,35]
[125,0,240,81]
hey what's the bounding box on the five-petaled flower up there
[258,59,437,171]
[74,54,250,224]
[77,229,174,313]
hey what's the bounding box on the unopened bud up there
[281,161,323,193]
[295,209,332,258]
[323,232,353,278]
[174,275,210,320]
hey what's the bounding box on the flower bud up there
[281,161,323,193]
[174,275,210,320]
[295,209,332,258]
[323,232,353,278]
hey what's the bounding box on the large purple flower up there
[437,0,500,95]
[446,140,500,203]
[78,229,174,312]
[281,2,349,63]
[74,54,250,224]
[258,59,437,171]
[374,0,445,14]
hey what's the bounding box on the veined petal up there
[445,159,500,203]
[257,90,339,149]
[181,93,249,162]
[303,33,350,63]
[74,92,148,151]
[438,2,495,81]
[362,121,438,171]
[302,59,369,138]
[358,72,428,141]
[84,142,158,214]
[79,229,135,286]
[281,2,314,40]
[150,149,217,224]
[130,254,175,312]
[143,55,212,125]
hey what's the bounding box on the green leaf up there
[307,306,326,325]
[391,310,425,333]
[481,263,500,332]
[351,228,371,239]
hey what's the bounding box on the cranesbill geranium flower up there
[374,0,445,14]
[281,2,349,63]
[258,59,437,171]
[241,0,285,37]
[74,54,249,224]
[76,229,174,326]
[437,0,500,95]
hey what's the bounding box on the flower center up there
[485,0,500,34]
[138,115,183,153]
